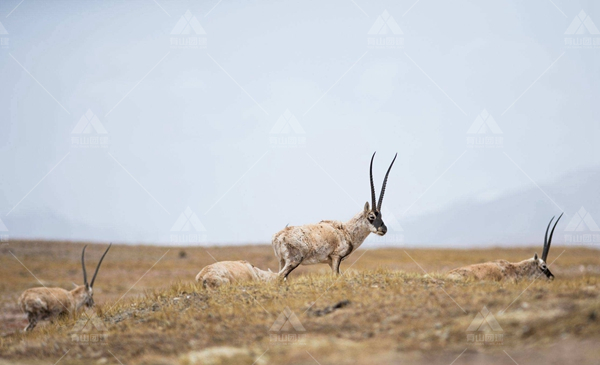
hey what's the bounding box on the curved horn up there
[90,243,112,288]
[377,153,397,211]
[542,216,555,261]
[543,213,563,262]
[81,245,88,287]
[369,152,377,211]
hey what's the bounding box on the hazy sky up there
[0,0,598,246]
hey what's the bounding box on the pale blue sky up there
[0,0,598,246]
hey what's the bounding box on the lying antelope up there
[195,260,277,288]
[18,244,111,331]
[447,214,563,281]
[272,152,397,280]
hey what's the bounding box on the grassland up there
[1,240,599,364]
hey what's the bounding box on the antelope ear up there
[364,202,370,212]
[534,253,538,260]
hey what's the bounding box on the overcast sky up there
[0,0,598,246]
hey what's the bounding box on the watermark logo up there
[170,207,207,244]
[564,207,600,245]
[269,307,307,345]
[367,207,404,246]
[70,312,108,345]
[466,306,503,345]
[367,10,403,49]
[0,21,8,48]
[71,109,109,148]
[0,218,8,244]
[466,109,503,148]
[564,10,600,48]
[170,10,207,49]
[269,109,306,148]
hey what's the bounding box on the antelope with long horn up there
[18,244,111,331]
[447,214,563,281]
[272,152,397,280]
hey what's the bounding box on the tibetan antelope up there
[18,244,111,331]
[447,214,563,281]
[272,152,397,280]
[195,260,278,288]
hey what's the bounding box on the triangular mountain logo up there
[171,10,206,35]
[171,207,206,232]
[381,208,403,232]
[466,306,503,332]
[368,10,403,35]
[467,109,502,134]
[0,21,8,35]
[565,10,600,35]
[72,110,108,134]
[70,312,108,342]
[270,110,305,135]
[564,207,600,232]
[269,307,306,332]
[0,218,7,232]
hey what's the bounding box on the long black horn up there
[370,152,377,211]
[81,245,88,287]
[542,216,555,261]
[543,213,563,262]
[90,243,112,288]
[377,153,397,211]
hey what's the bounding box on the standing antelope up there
[18,244,111,331]
[272,152,397,280]
[447,214,563,281]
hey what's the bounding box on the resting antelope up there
[18,244,111,331]
[195,260,278,288]
[272,152,397,280]
[447,214,563,281]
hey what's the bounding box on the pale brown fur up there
[18,285,93,331]
[272,202,384,280]
[18,244,111,332]
[274,152,397,280]
[447,214,563,282]
[447,255,551,282]
[195,260,278,288]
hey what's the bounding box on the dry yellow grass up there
[1,240,599,364]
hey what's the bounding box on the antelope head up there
[364,152,397,236]
[532,213,563,280]
[73,244,112,309]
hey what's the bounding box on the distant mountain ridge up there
[3,167,599,248]
[397,167,600,247]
